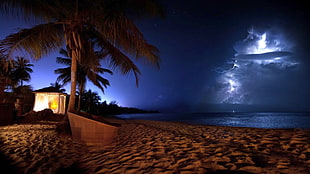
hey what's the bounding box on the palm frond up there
[79,43,100,69]
[96,75,110,88]
[0,0,76,22]
[97,67,113,75]
[24,67,33,73]
[59,48,69,57]
[56,57,71,65]
[88,27,141,85]
[86,70,110,93]
[55,67,71,85]
[55,52,112,93]
[0,23,64,60]
[93,14,160,68]
[98,39,141,86]
[54,67,70,74]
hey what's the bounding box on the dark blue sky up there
[1,0,309,112]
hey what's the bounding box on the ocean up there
[117,112,310,129]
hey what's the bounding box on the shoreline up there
[0,118,309,173]
[116,112,310,129]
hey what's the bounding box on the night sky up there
[0,0,309,112]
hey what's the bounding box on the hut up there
[33,87,67,114]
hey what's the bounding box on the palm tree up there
[11,57,34,87]
[0,0,164,112]
[55,48,112,111]
[0,54,14,86]
[0,55,12,102]
[0,54,13,77]
[50,82,66,93]
[81,89,101,113]
[0,56,34,103]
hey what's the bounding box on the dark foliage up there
[77,89,158,115]
[20,109,65,123]
[95,101,159,115]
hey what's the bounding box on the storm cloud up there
[214,27,300,105]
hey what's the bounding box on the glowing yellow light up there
[50,100,58,110]
[33,92,67,114]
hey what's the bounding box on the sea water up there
[117,112,310,129]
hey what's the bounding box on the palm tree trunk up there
[77,94,81,112]
[68,52,77,112]
[77,83,84,112]
[66,25,82,113]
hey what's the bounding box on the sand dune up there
[0,118,309,173]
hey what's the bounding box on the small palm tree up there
[55,48,112,111]
[0,0,164,112]
[11,57,33,87]
[50,82,66,93]
[81,89,101,113]
[0,55,15,88]
[0,55,14,102]
[0,55,14,77]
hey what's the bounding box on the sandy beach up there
[0,116,310,174]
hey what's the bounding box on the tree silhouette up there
[0,0,164,112]
[50,82,66,93]
[11,57,33,87]
[81,89,101,113]
[55,48,112,111]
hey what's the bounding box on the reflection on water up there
[117,112,310,129]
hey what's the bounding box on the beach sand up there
[0,117,310,174]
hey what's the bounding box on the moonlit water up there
[117,112,310,129]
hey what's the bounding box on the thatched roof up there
[33,87,66,94]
